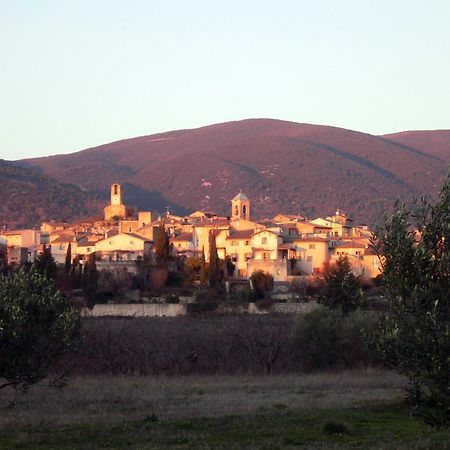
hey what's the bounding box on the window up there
[263,252,270,260]
[309,243,315,249]
[262,237,267,245]
[128,227,132,232]
[231,254,238,262]
[114,184,118,195]
[245,240,249,245]
[231,240,238,246]
[307,256,313,262]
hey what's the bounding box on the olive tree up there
[371,179,450,426]
[0,269,80,391]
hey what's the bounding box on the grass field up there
[1,369,449,449]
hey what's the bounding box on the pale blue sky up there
[1,0,450,160]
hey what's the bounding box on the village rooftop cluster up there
[0,183,381,281]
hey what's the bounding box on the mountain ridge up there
[18,118,450,225]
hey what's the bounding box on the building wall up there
[251,231,280,260]
[247,259,288,282]
[2,229,40,247]
[104,204,126,221]
[224,239,252,277]
[295,240,329,275]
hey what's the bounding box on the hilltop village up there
[0,183,381,283]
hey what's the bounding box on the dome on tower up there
[232,191,249,201]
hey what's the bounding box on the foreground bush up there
[289,306,378,371]
[0,269,81,390]
[372,178,450,426]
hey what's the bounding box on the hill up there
[382,130,450,162]
[22,119,450,225]
[0,160,102,229]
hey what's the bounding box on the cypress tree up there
[155,224,170,264]
[82,253,99,308]
[0,245,7,275]
[34,245,58,281]
[208,232,220,288]
[64,242,72,274]
[199,247,207,284]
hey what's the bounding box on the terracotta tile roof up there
[335,240,367,249]
[194,218,230,228]
[294,236,329,243]
[251,229,279,237]
[279,243,296,250]
[171,232,193,242]
[226,229,254,240]
[51,237,74,244]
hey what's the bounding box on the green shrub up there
[166,271,184,287]
[319,256,365,315]
[250,270,274,299]
[164,293,180,304]
[322,420,352,435]
[289,306,377,371]
[0,269,80,390]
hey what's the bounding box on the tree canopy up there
[0,269,80,391]
[372,178,450,426]
[319,256,365,316]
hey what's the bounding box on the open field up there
[1,369,449,449]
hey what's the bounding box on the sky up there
[1,0,450,160]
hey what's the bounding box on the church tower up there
[231,191,250,221]
[111,183,122,206]
[103,183,126,220]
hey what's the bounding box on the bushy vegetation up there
[250,270,274,299]
[289,306,378,371]
[372,177,450,426]
[55,314,379,377]
[0,269,80,390]
[319,256,365,315]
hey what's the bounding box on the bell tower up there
[104,183,126,220]
[231,191,250,221]
[111,183,122,206]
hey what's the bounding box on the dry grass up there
[0,369,406,429]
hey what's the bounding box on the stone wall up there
[82,303,187,317]
[272,302,319,314]
[81,301,319,317]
